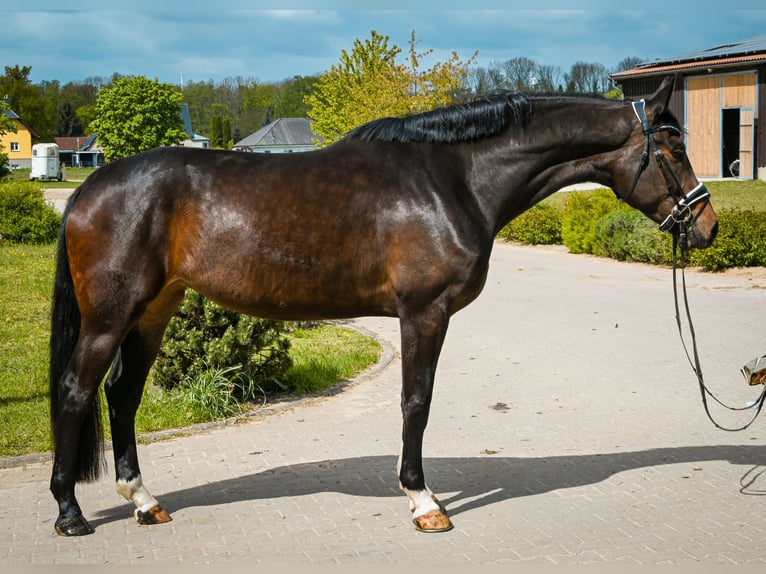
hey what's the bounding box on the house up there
[179,103,210,149]
[233,118,323,153]
[1,106,39,169]
[55,135,105,168]
[611,34,766,181]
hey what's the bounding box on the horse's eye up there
[671,148,685,160]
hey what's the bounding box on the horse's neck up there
[469,98,632,234]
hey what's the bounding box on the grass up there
[541,179,766,211]
[0,244,381,458]
[8,166,97,188]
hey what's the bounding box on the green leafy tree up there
[0,98,16,177]
[91,75,187,161]
[221,115,232,149]
[306,30,477,145]
[0,66,58,141]
[274,75,319,118]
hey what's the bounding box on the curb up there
[0,321,396,470]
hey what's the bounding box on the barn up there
[611,34,766,181]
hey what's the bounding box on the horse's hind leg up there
[50,330,123,536]
[105,293,183,526]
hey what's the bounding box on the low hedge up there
[496,203,561,245]
[593,209,673,265]
[686,209,766,271]
[560,189,628,254]
[498,188,766,271]
[0,181,61,244]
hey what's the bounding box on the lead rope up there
[672,230,766,431]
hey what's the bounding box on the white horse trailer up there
[30,143,63,181]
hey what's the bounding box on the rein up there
[627,98,766,431]
[671,234,766,431]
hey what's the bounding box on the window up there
[10,142,19,152]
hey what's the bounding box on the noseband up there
[623,99,710,246]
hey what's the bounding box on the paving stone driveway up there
[2,242,765,565]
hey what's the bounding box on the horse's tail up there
[49,188,104,482]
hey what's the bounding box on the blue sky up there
[5,2,766,86]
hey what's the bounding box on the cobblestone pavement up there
[2,243,765,565]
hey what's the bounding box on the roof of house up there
[3,108,40,139]
[612,33,766,80]
[55,135,98,152]
[234,118,322,148]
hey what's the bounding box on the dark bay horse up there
[49,76,718,536]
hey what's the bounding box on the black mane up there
[345,92,533,144]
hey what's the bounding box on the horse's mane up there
[345,92,533,144]
[344,91,617,144]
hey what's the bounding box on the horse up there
[49,75,718,536]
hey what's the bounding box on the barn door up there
[738,107,755,180]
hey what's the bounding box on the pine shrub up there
[152,290,293,396]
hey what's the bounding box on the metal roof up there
[612,33,766,79]
[234,118,322,148]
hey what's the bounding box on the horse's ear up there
[645,75,675,119]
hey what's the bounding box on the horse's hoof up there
[413,509,454,533]
[135,504,173,525]
[55,514,94,536]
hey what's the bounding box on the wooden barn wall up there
[759,65,766,177]
[618,67,764,180]
[686,76,721,177]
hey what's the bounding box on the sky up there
[4,2,766,87]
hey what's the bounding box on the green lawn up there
[542,179,766,211]
[0,244,381,458]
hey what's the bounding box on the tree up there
[274,75,319,118]
[91,75,187,162]
[499,57,538,91]
[305,30,477,145]
[564,61,610,93]
[616,56,643,73]
[0,98,16,177]
[210,114,222,148]
[0,65,56,141]
[56,100,84,137]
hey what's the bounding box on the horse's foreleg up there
[105,323,174,527]
[398,309,453,532]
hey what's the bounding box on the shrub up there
[152,290,293,396]
[498,204,562,245]
[0,181,61,244]
[0,151,10,179]
[687,209,766,271]
[594,209,673,264]
[561,189,626,254]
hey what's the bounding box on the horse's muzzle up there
[659,183,718,250]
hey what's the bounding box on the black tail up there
[49,189,105,482]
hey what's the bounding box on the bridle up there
[623,99,711,249]
[624,100,766,431]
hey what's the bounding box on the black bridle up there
[624,100,766,431]
[623,99,711,249]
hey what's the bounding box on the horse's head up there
[612,76,718,250]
